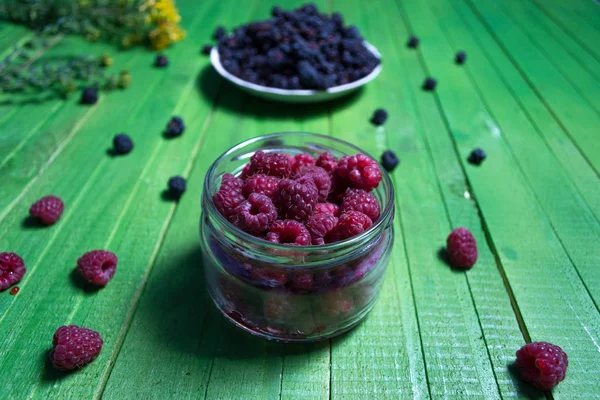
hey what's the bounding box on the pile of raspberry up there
[213,150,382,245]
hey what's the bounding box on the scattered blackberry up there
[81,87,98,105]
[381,150,399,172]
[230,193,278,234]
[422,77,437,91]
[455,51,467,64]
[50,325,103,371]
[468,148,486,165]
[113,134,133,155]
[341,188,380,221]
[337,154,382,191]
[155,54,169,67]
[516,342,568,391]
[370,108,388,126]
[167,176,186,199]
[274,178,318,221]
[29,195,64,225]
[165,116,185,137]
[77,250,118,286]
[0,252,26,292]
[407,35,419,49]
[266,219,311,245]
[446,227,478,269]
[213,26,226,41]
[216,4,380,90]
[202,44,213,55]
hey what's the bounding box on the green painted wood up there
[0,1,225,397]
[444,0,600,249]
[549,0,600,32]
[508,0,600,83]
[424,0,600,309]
[464,0,600,175]
[529,0,600,63]
[493,0,600,115]
[398,0,600,398]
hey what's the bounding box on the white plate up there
[210,42,382,103]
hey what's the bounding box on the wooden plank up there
[105,2,334,399]
[426,0,600,309]
[493,0,600,115]
[529,0,600,62]
[509,0,600,84]
[0,37,139,190]
[331,0,531,398]
[0,1,223,397]
[464,0,600,175]
[550,0,600,32]
[399,0,600,398]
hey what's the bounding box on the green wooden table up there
[1,0,599,398]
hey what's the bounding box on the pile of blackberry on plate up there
[215,3,380,90]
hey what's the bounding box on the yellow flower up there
[149,22,185,50]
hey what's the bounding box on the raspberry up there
[113,134,133,155]
[155,54,168,67]
[165,116,185,137]
[295,166,331,202]
[291,153,316,173]
[242,174,280,199]
[423,77,437,91]
[81,87,98,105]
[328,173,350,201]
[266,220,311,245]
[167,176,186,199]
[50,325,103,371]
[381,150,399,172]
[446,227,478,269]
[455,51,467,64]
[337,154,382,191]
[230,193,277,234]
[315,152,338,174]
[307,213,338,245]
[516,342,568,391]
[0,252,26,292]
[250,267,288,288]
[370,108,388,126]
[29,195,64,225]
[274,179,318,221]
[248,150,292,178]
[407,35,419,48]
[288,273,314,293]
[240,163,253,180]
[341,189,380,221]
[468,148,486,165]
[77,250,118,286]
[329,211,373,241]
[315,202,339,216]
[213,174,245,218]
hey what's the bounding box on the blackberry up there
[167,176,186,199]
[213,26,226,41]
[423,77,437,91]
[165,116,185,137]
[155,54,168,67]
[81,87,98,105]
[381,150,399,172]
[468,148,486,165]
[455,51,467,64]
[202,44,213,55]
[113,134,133,154]
[298,60,325,89]
[371,108,388,126]
[407,35,419,49]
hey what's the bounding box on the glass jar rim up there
[203,132,395,252]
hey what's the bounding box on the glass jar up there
[200,133,395,342]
